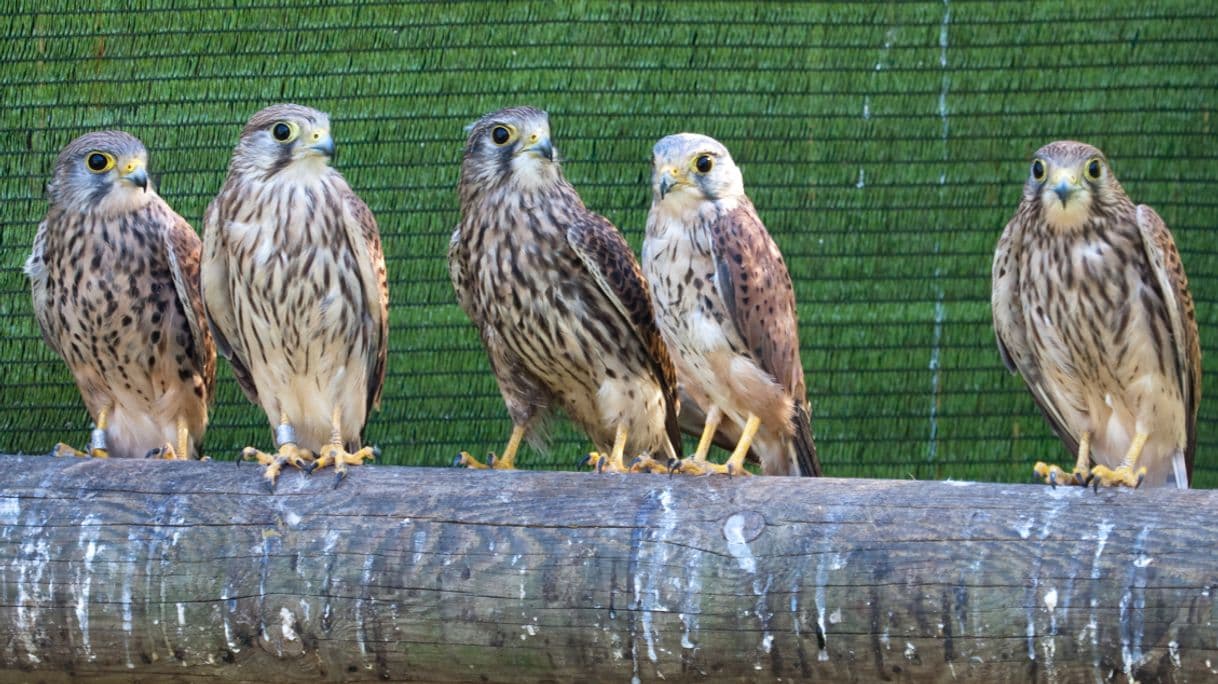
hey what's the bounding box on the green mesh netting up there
[1,2,1215,485]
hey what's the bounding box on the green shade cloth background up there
[1,1,1215,485]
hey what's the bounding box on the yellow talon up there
[676,413,759,476]
[1090,464,1147,489]
[241,443,314,491]
[456,425,525,470]
[1089,432,1150,489]
[53,405,113,458]
[1034,431,1091,487]
[587,424,631,473]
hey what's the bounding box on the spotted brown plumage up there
[202,104,389,489]
[449,106,682,472]
[643,133,820,477]
[26,131,216,460]
[993,140,1200,489]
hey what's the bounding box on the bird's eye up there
[271,121,299,143]
[1086,157,1102,180]
[694,155,713,174]
[491,126,511,145]
[1031,159,1046,182]
[85,151,115,173]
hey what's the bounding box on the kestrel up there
[993,140,1200,489]
[26,131,215,460]
[643,133,820,477]
[202,104,389,488]
[449,106,682,472]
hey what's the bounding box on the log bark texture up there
[0,455,1215,682]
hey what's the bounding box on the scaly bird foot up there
[672,457,750,477]
[579,447,647,474]
[1089,464,1146,490]
[242,443,313,492]
[453,451,518,470]
[627,454,675,474]
[309,443,379,487]
[581,451,624,473]
[51,442,108,459]
[145,443,190,461]
[1032,461,1091,488]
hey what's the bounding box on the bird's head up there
[47,130,154,215]
[233,103,335,179]
[460,106,559,192]
[650,133,745,213]
[1025,140,1122,232]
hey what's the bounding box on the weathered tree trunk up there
[0,455,1214,682]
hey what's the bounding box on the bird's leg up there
[585,423,631,473]
[671,405,723,476]
[310,406,379,486]
[146,417,193,461]
[455,424,525,470]
[241,413,314,492]
[1033,431,1092,487]
[1090,432,1149,489]
[684,412,759,476]
[52,405,111,459]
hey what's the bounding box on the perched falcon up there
[202,104,389,488]
[993,140,1201,489]
[449,106,682,472]
[26,131,215,460]
[643,133,820,477]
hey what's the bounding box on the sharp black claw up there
[1091,477,1101,494]
[628,456,643,468]
[1135,473,1145,489]
[1047,471,1058,489]
[485,452,495,467]
[372,445,382,459]
[145,448,161,459]
[333,470,347,489]
[579,453,594,468]
[303,461,318,475]
[265,479,277,494]
[451,453,464,467]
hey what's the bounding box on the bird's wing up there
[707,199,820,475]
[447,225,476,321]
[25,219,60,354]
[342,188,390,416]
[990,211,1080,457]
[164,210,216,403]
[567,211,683,457]
[707,198,807,400]
[201,195,260,405]
[1135,204,1201,483]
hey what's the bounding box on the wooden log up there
[0,455,1215,682]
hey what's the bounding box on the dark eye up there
[1086,158,1102,180]
[695,155,713,173]
[491,126,510,145]
[1031,159,1046,181]
[87,153,108,171]
[272,123,292,141]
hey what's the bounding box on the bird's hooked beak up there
[308,128,335,158]
[119,158,148,192]
[658,167,684,200]
[1049,168,1079,205]
[520,131,554,161]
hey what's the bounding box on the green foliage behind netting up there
[1,1,1215,485]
